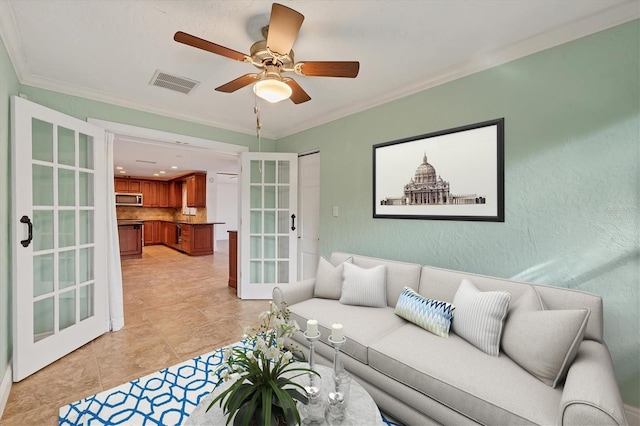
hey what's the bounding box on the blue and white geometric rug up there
[59,340,402,425]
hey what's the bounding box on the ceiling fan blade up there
[174,31,247,62]
[297,61,360,78]
[215,74,261,93]
[283,78,311,104]
[266,3,304,57]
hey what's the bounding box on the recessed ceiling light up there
[116,166,123,170]
[159,171,166,174]
[171,166,178,169]
[119,170,126,174]
[153,173,160,177]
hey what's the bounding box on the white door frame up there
[297,151,320,280]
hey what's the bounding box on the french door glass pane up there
[58,211,75,248]
[277,211,288,234]
[33,210,54,251]
[250,261,261,283]
[250,186,262,208]
[78,133,94,169]
[79,210,94,244]
[278,236,289,258]
[79,284,94,321]
[59,290,76,330]
[58,169,75,206]
[57,126,75,166]
[250,160,262,183]
[250,211,262,233]
[33,253,54,297]
[264,161,276,183]
[278,186,289,209]
[264,236,276,259]
[79,247,94,284]
[277,161,290,184]
[264,186,275,208]
[79,172,94,207]
[264,211,276,233]
[264,261,275,284]
[59,250,76,290]
[32,118,53,163]
[250,236,262,258]
[33,297,54,343]
[278,261,289,283]
[33,165,54,206]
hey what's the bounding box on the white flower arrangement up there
[208,302,319,425]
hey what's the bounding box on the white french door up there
[11,96,107,381]
[239,152,298,299]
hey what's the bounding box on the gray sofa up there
[273,252,627,425]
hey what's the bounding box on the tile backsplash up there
[116,206,208,223]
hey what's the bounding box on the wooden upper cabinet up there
[158,182,169,207]
[142,180,158,207]
[114,178,128,193]
[186,173,207,208]
[115,178,143,193]
[168,181,182,208]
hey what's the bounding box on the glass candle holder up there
[326,371,351,423]
[302,330,324,424]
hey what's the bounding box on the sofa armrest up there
[272,279,316,309]
[560,340,627,425]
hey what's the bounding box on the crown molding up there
[275,1,640,138]
[2,1,638,141]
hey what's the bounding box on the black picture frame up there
[373,118,504,222]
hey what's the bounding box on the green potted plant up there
[208,302,319,425]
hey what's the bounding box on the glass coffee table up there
[185,363,383,425]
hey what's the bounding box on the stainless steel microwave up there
[115,193,143,206]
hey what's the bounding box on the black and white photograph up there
[373,118,504,221]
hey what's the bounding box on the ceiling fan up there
[174,3,359,104]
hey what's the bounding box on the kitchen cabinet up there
[118,223,142,259]
[142,181,158,207]
[144,221,161,245]
[168,181,182,208]
[186,173,206,208]
[115,178,143,193]
[228,230,237,289]
[158,182,169,207]
[178,223,214,256]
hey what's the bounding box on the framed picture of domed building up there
[373,118,504,221]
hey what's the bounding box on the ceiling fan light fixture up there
[253,78,292,103]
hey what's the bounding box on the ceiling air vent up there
[150,70,200,94]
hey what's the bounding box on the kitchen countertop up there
[117,220,143,226]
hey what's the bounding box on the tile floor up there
[0,243,269,425]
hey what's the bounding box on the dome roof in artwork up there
[414,153,437,183]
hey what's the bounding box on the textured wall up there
[0,34,20,386]
[17,85,276,153]
[277,21,640,406]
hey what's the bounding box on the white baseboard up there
[626,404,640,426]
[0,365,12,420]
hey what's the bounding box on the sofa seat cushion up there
[288,298,406,364]
[368,323,563,425]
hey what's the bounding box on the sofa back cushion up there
[331,252,422,308]
[419,266,603,342]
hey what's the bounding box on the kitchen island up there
[142,220,224,256]
[117,220,143,259]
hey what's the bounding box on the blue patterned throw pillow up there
[394,287,455,337]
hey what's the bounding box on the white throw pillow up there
[339,262,387,308]
[502,286,590,388]
[451,279,511,356]
[313,256,353,300]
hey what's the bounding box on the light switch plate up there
[332,206,339,217]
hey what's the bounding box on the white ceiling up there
[1,1,638,177]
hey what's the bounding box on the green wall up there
[17,86,276,152]
[0,33,20,387]
[277,21,640,406]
